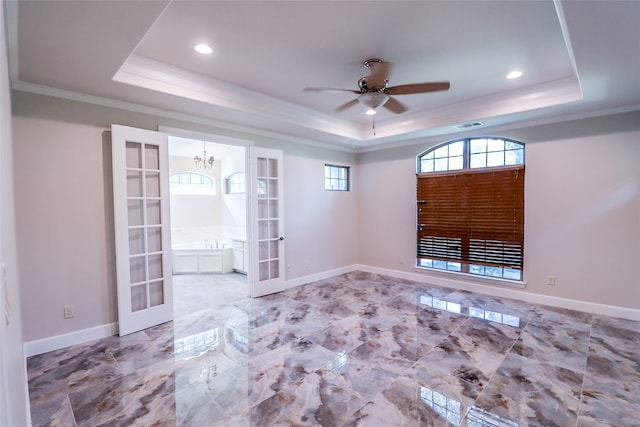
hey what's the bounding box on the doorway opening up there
[168,136,248,318]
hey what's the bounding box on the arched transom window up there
[418,138,524,173]
[169,172,215,195]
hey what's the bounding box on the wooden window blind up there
[416,165,524,270]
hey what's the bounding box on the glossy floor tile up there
[173,272,248,318]
[27,272,640,426]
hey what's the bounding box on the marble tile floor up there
[173,273,249,319]
[27,272,640,426]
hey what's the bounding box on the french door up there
[249,147,285,297]
[112,125,173,336]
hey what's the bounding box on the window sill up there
[413,266,526,289]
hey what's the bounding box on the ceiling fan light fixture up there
[357,92,390,110]
[365,108,376,115]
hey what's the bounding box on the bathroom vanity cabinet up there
[172,247,233,274]
[232,238,248,274]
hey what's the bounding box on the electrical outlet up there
[547,275,556,286]
[64,305,74,319]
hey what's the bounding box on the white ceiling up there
[6,0,640,152]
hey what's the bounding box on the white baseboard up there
[24,322,118,358]
[285,265,356,290]
[354,264,640,321]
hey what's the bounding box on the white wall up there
[219,145,247,240]
[12,91,358,344]
[169,144,247,244]
[169,155,221,243]
[357,112,640,311]
[0,2,30,424]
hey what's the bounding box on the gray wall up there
[357,111,640,310]
[10,90,640,350]
[12,91,358,343]
[1,3,29,424]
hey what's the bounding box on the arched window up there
[225,172,246,194]
[418,138,524,173]
[416,138,525,281]
[169,172,215,195]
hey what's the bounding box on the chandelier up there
[194,141,214,171]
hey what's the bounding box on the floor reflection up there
[419,385,464,426]
[466,405,519,427]
[174,327,219,360]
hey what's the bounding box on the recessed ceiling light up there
[194,44,213,55]
[506,70,523,79]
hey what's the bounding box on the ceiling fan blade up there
[382,96,408,114]
[334,99,359,112]
[385,82,450,95]
[304,87,361,94]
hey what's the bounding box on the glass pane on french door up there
[126,142,165,311]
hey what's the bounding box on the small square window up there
[324,164,350,191]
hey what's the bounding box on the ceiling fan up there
[304,58,450,115]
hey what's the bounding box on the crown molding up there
[355,103,640,154]
[115,55,585,147]
[114,55,365,141]
[11,80,359,153]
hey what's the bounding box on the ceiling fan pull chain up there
[372,114,376,136]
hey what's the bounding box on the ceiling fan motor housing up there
[358,76,389,92]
